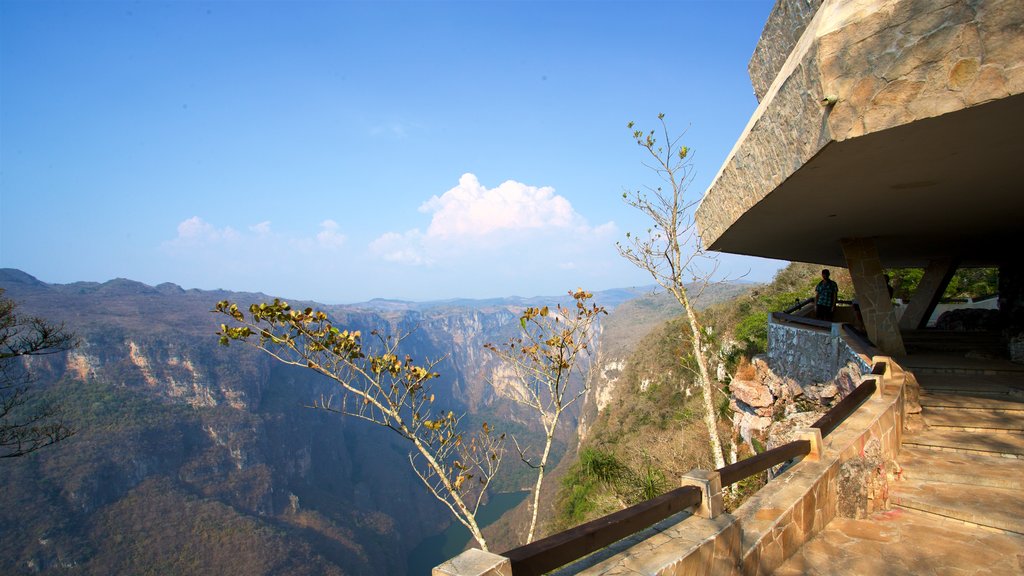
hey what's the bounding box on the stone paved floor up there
[774,508,1024,576]
[777,354,1024,575]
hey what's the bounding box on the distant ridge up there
[0,268,47,287]
[0,268,755,315]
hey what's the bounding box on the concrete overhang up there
[696,0,1024,269]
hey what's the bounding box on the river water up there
[406,490,529,574]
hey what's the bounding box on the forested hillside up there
[0,269,616,575]
[550,263,853,529]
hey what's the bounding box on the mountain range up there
[0,268,750,575]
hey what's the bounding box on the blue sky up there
[1,0,783,303]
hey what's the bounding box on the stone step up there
[922,408,1024,433]
[920,393,1024,411]
[901,429,1024,458]
[921,373,1024,389]
[890,479,1024,535]
[897,446,1024,489]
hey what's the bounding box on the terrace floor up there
[775,350,1024,575]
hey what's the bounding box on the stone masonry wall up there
[821,0,1024,141]
[698,0,1024,250]
[562,359,906,576]
[767,319,870,384]
[749,0,825,102]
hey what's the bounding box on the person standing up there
[815,269,839,321]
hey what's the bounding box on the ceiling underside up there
[706,93,1024,268]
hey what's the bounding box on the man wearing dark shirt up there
[815,269,838,321]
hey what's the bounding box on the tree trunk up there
[526,428,554,544]
[678,290,727,470]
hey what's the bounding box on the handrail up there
[782,298,854,315]
[717,440,811,487]
[811,377,877,437]
[841,324,877,355]
[783,297,814,314]
[491,336,886,575]
[771,311,833,330]
[502,486,702,576]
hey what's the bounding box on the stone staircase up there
[892,369,1024,536]
[900,330,1008,358]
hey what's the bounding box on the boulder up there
[737,412,773,444]
[818,383,839,400]
[732,378,774,408]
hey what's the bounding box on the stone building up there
[695,0,1024,358]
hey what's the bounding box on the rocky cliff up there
[0,269,625,575]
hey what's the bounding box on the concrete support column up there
[841,238,906,355]
[898,258,958,330]
[1000,260,1024,364]
[999,260,1024,334]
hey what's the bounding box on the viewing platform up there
[777,353,1024,575]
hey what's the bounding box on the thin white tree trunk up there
[526,427,554,544]
[678,290,726,470]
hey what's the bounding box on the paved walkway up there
[774,510,1024,576]
[776,354,1024,575]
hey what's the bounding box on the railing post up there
[794,428,824,461]
[681,469,723,519]
[433,549,512,576]
[871,356,893,397]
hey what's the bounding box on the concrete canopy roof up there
[706,93,1024,268]
[696,0,1024,269]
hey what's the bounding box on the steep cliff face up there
[0,270,572,576]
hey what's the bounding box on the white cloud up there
[369,173,617,269]
[171,216,240,245]
[164,216,346,254]
[420,173,578,238]
[369,231,430,265]
[250,221,272,234]
[316,219,346,249]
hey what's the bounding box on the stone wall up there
[749,0,825,102]
[567,359,906,576]
[767,318,869,383]
[436,351,910,576]
[697,0,1024,251]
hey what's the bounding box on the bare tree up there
[0,290,78,459]
[215,299,504,550]
[617,115,726,470]
[485,289,606,543]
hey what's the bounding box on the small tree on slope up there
[485,289,606,543]
[617,115,727,470]
[215,299,504,551]
[1,289,78,459]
